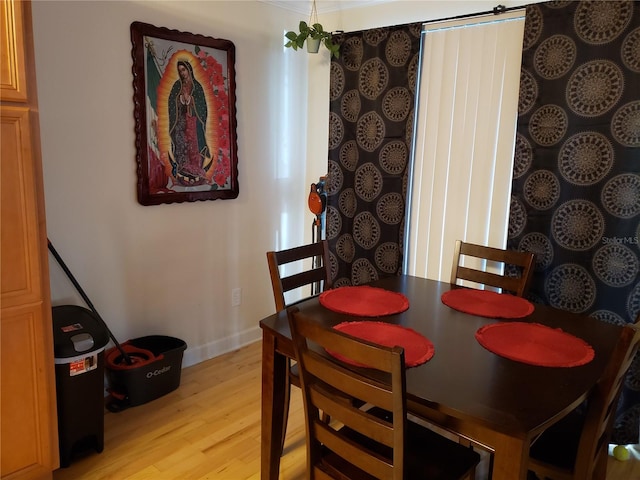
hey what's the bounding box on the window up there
[405,11,526,281]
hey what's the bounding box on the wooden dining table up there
[259,274,622,480]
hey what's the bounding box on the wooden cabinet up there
[1,0,59,478]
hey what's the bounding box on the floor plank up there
[52,341,639,479]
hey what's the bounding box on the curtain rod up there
[332,4,527,36]
[421,4,525,26]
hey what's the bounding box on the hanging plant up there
[285,21,339,58]
[284,0,340,58]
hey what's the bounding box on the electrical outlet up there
[231,288,242,307]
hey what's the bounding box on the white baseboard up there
[181,325,262,368]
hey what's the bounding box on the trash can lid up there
[52,305,110,358]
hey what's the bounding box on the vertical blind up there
[405,11,526,282]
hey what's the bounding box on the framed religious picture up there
[131,22,238,205]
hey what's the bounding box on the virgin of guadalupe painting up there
[131,22,239,205]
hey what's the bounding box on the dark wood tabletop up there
[259,274,622,480]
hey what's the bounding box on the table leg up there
[490,433,528,480]
[261,331,288,480]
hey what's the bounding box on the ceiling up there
[261,0,392,15]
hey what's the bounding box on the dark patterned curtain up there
[326,23,422,286]
[508,1,640,444]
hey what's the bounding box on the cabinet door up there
[1,1,59,478]
[0,0,28,102]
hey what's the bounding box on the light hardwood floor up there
[53,341,639,480]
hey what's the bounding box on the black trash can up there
[52,305,110,467]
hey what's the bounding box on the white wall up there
[32,0,532,368]
[33,0,320,366]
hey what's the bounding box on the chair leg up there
[593,449,607,479]
[280,361,292,455]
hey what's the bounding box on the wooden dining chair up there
[266,240,333,451]
[527,323,640,480]
[267,240,332,311]
[288,307,481,480]
[450,239,535,297]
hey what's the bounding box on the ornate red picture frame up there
[131,22,238,205]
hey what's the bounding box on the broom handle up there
[47,239,133,365]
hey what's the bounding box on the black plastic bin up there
[105,335,186,411]
[52,305,110,467]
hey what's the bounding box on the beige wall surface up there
[32,0,532,367]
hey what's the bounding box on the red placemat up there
[441,289,534,318]
[475,322,594,367]
[329,321,434,367]
[319,286,409,317]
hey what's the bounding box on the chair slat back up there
[574,323,640,478]
[288,308,406,480]
[450,240,535,297]
[267,240,332,311]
